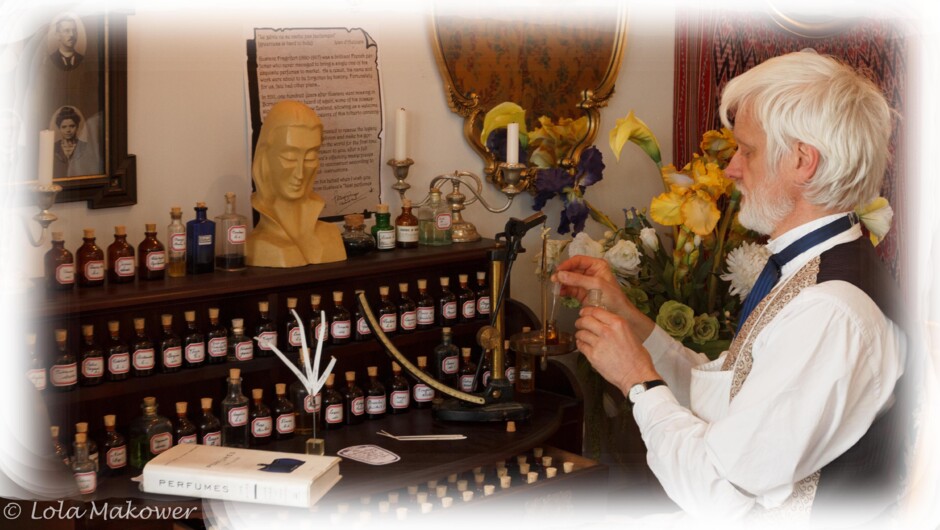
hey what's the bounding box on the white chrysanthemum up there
[721,242,771,302]
[568,232,604,259]
[604,239,641,277]
[639,227,659,253]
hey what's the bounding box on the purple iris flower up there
[532,146,605,234]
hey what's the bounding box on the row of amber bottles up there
[44,225,167,290]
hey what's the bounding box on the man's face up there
[724,107,795,237]
[58,118,77,141]
[56,20,77,50]
[266,125,321,200]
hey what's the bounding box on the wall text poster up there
[253,27,382,219]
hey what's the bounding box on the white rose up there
[603,239,641,277]
[639,227,659,253]
[568,232,604,259]
[535,239,570,276]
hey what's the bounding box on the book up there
[141,444,341,508]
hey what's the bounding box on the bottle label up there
[228,406,248,426]
[460,374,475,392]
[163,346,183,368]
[483,370,491,387]
[413,384,434,402]
[400,311,417,330]
[314,322,328,341]
[257,331,277,351]
[462,300,476,319]
[115,256,135,277]
[81,357,104,378]
[276,414,295,434]
[376,229,396,250]
[50,363,77,386]
[351,396,365,416]
[325,404,343,424]
[26,368,47,391]
[208,337,227,357]
[109,353,130,374]
[505,366,516,384]
[379,314,397,333]
[185,342,205,363]
[106,445,127,469]
[435,212,452,230]
[442,301,457,320]
[477,296,491,315]
[203,431,221,446]
[146,251,166,271]
[84,260,105,281]
[74,471,96,495]
[170,233,186,252]
[442,356,458,375]
[417,306,434,326]
[356,317,372,336]
[304,393,322,413]
[288,327,302,347]
[331,320,351,339]
[178,434,197,445]
[366,395,386,415]
[133,348,155,370]
[228,225,247,245]
[150,432,172,454]
[390,390,410,409]
[397,225,419,243]
[235,341,253,361]
[198,234,213,246]
[55,263,75,284]
[520,370,533,381]
[251,416,273,438]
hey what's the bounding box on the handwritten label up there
[462,300,476,319]
[81,357,104,378]
[257,331,277,351]
[228,225,247,244]
[26,368,46,391]
[178,434,197,445]
[108,353,130,374]
[106,446,126,469]
[162,346,182,368]
[331,320,351,339]
[208,337,227,357]
[55,263,74,284]
[288,327,302,347]
[325,404,343,424]
[202,431,221,446]
[133,348,155,370]
[115,257,135,277]
[417,306,434,326]
[413,384,434,402]
[435,212,452,230]
[150,432,172,454]
[146,251,166,271]
[277,414,295,434]
[441,301,457,320]
[477,296,491,315]
[185,342,205,363]
[170,233,186,252]
[84,260,104,281]
[228,406,248,427]
[442,356,458,375]
[235,341,253,361]
[50,363,77,386]
[251,416,273,438]
[379,314,397,333]
[390,390,409,409]
[366,395,386,415]
[400,311,416,330]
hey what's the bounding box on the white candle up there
[395,107,407,161]
[38,129,55,188]
[506,122,519,164]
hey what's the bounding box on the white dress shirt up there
[632,213,906,519]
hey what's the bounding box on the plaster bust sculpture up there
[246,101,346,267]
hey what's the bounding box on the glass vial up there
[330,291,352,345]
[377,286,398,336]
[475,271,491,321]
[76,228,105,287]
[253,301,276,358]
[284,297,302,355]
[309,294,329,344]
[388,362,410,414]
[50,328,77,392]
[206,307,228,364]
[458,347,477,393]
[433,327,459,389]
[398,282,417,334]
[130,318,155,377]
[371,203,396,251]
[343,371,365,425]
[457,274,476,322]
[79,324,104,387]
[353,290,372,342]
[167,206,187,277]
[438,276,457,327]
[341,213,375,257]
[128,396,173,469]
[105,320,129,382]
[418,188,452,246]
[138,223,166,281]
[215,192,247,271]
[365,366,386,420]
[44,231,74,290]
[158,314,182,373]
[186,202,215,274]
[74,422,99,474]
[182,310,206,368]
[228,318,253,362]
[26,334,47,392]
[221,368,249,448]
[72,433,96,496]
[395,199,419,249]
[322,373,345,430]
[197,397,222,446]
[107,225,135,284]
[173,402,197,445]
[416,278,435,329]
[274,383,295,440]
[249,388,273,446]
[412,356,435,408]
[101,414,127,476]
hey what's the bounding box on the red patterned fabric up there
[674,11,907,277]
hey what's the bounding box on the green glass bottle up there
[371,204,396,251]
[129,397,173,469]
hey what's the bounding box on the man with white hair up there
[556,51,905,523]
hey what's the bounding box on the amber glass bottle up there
[343,371,365,425]
[76,228,105,287]
[398,282,417,334]
[44,232,74,290]
[105,320,129,382]
[416,278,435,329]
[273,383,295,440]
[206,307,228,364]
[475,271,491,321]
[249,389,273,446]
[322,374,344,430]
[138,224,166,281]
[377,286,398,336]
[253,301,276,358]
[365,366,386,420]
[395,199,419,249]
[388,361,410,414]
[197,397,222,446]
[182,310,206,369]
[158,314,182,373]
[330,291,351,345]
[130,318,155,377]
[457,274,476,322]
[79,324,104,387]
[458,347,477,393]
[353,290,372,342]
[107,225,135,284]
[412,356,435,408]
[283,297,301,355]
[173,402,197,445]
[50,329,77,392]
[101,414,127,476]
[309,294,329,344]
[438,276,457,327]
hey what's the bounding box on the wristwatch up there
[628,379,667,404]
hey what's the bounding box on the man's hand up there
[575,306,661,397]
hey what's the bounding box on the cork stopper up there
[311,294,322,305]
[459,274,468,283]
[75,433,87,444]
[252,388,263,400]
[112,225,126,236]
[376,203,389,214]
[229,368,241,380]
[344,213,365,227]
[461,347,471,358]
[225,192,236,202]
[82,324,93,337]
[209,307,220,318]
[379,285,389,296]
[201,397,212,409]
[195,201,207,208]
[332,291,343,302]
[50,425,59,437]
[367,366,377,377]
[108,320,119,333]
[133,318,145,330]
[522,326,531,333]
[231,318,243,330]
[26,333,36,346]
[75,422,88,433]
[54,328,66,342]
[442,327,452,335]
[175,402,187,414]
[439,276,450,287]
[275,383,286,394]
[103,415,116,427]
[184,310,195,322]
[51,231,64,241]
[161,314,173,326]
[83,228,95,238]
[417,356,427,367]
[345,370,356,382]
[477,271,486,280]
[398,282,408,293]
[326,373,335,386]
[417,278,427,289]
[171,206,182,216]
[391,361,401,372]
[506,420,516,433]
[145,223,156,233]
[286,297,297,309]
[143,396,157,407]
[258,301,269,312]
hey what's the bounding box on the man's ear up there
[794,142,820,185]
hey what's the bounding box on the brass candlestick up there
[22,183,62,247]
[387,158,415,203]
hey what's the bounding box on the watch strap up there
[629,379,667,403]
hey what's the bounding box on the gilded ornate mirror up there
[430,5,627,184]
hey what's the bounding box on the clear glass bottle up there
[438,276,457,327]
[76,228,105,287]
[309,294,329,344]
[412,356,435,409]
[105,320,129,382]
[173,402,197,445]
[74,422,99,474]
[343,371,365,425]
[388,361,410,414]
[416,279,435,329]
[138,224,166,281]
[330,291,351,345]
[158,314,182,373]
[72,433,96,496]
[284,297,301,355]
[107,225,135,284]
[433,327,459,389]
[128,396,173,469]
[197,397,222,446]
[475,271,491,321]
[395,199,419,249]
[397,282,417,334]
[130,318,155,377]
[377,286,398,336]
[50,328,77,392]
[458,347,477,393]
[273,383,295,440]
[182,310,205,368]
[227,319,253,362]
[457,274,476,322]
[101,414,127,476]
[206,308,228,364]
[79,324,104,387]
[322,373,344,430]
[249,388,273,446]
[341,213,375,256]
[290,355,320,436]
[365,366,386,420]
[253,301,276,358]
[186,202,215,275]
[418,187,452,246]
[221,368,249,448]
[25,333,47,392]
[371,204,395,251]
[353,290,372,342]
[44,231,74,290]
[215,192,247,271]
[51,426,69,466]
[167,206,187,278]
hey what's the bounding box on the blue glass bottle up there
[186,202,215,274]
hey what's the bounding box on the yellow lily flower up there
[650,190,686,226]
[609,111,662,164]
[480,101,527,146]
[855,197,893,246]
[681,189,722,236]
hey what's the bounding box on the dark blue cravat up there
[735,214,857,335]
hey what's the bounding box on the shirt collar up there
[766,212,862,279]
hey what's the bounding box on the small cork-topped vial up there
[341,213,375,256]
[229,368,241,380]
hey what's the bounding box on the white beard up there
[737,182,794,236]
